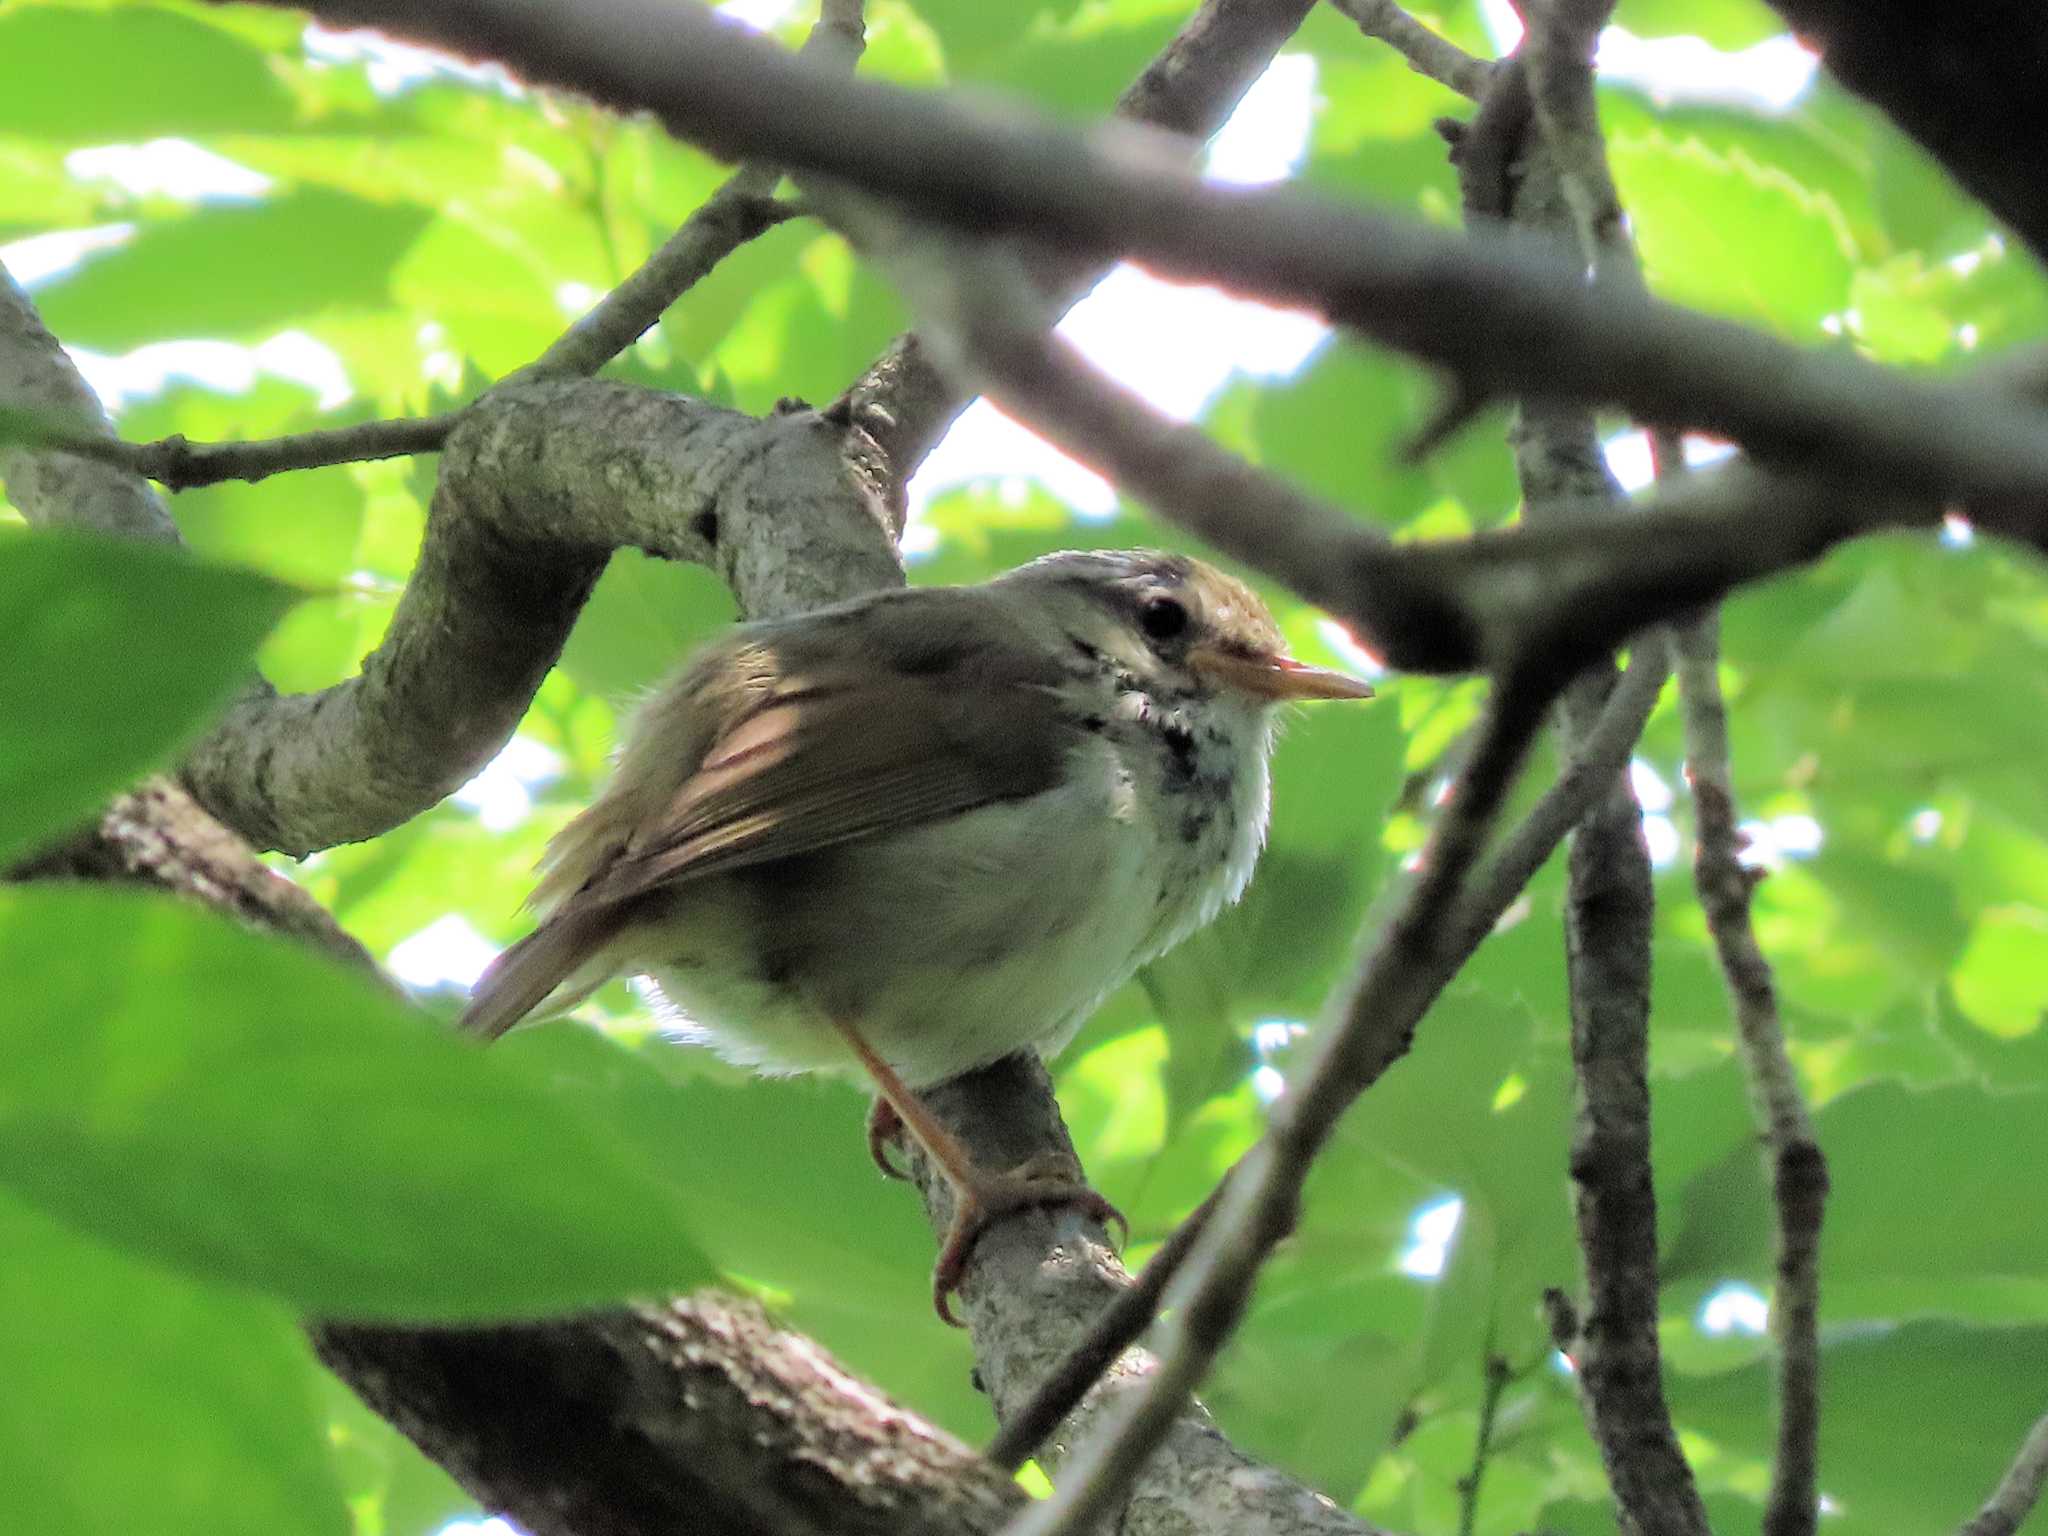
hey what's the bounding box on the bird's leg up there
[830,1017,1125,1326]
[865,1097,910,1180]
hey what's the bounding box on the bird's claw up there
[865,1097,911,1180]
[929,1155,1126,1326]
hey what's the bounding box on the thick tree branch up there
[180,380,898,854]
[246,0,2048,514]
[1762,0,2048,265]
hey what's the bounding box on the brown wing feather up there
[575,662,1073,910]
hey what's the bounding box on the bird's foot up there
[930,1153,1127,1326]
[866,1096,910,1180]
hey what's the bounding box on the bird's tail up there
[459,911,618,1042]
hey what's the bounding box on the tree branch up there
[1960,1408,2048,1536]
[1469,39,1709,1535]
[1676,615,1826,1536]
[178,380,898,854]
[1331,0,1495,99]
[830,0,1318,490]
[988,630,1671,1477]
[521,0,861,380]
[248,0,2048,513]
[1761,0,2048,264]
[1455,1352,1514,1536]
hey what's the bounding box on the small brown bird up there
[462,549,1373,1320]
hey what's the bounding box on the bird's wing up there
[563,626,1081,915]
[460,599,1082,1042]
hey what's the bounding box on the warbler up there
[462,549,1373,1320]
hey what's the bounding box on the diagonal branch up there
[989,633,1672,1475]
[1960,1408,2048,1536]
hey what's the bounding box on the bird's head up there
[1002,549,1376,717]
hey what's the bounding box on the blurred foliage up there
[1,2,2046,1534]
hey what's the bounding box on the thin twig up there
[1455,633,1668,943]
[1676,613,1826,1536]
[1331,0,1496,99]
[21,413,457,491]
[1005,673,1557,1536]
[523,189,801,379]
[1960,1410,2048,1536]
[1456,1352,1514,1536]
[830,0,1319,489]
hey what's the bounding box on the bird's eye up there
[1139,595,1189,642]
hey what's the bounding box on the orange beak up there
[1190,646,1377,702]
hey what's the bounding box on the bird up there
[460,548,1374,1321]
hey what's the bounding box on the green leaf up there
[1669,1079,2048,1323]
[0,530,297,866]
[1952,907,2048,1040]
[0,885,720,1318]
[0,1192,347,1536]
[0,4,298,140]
[33,188,432,351]
[488,1025,989,1435]
[1611,127,1859,336]
[1616,0,1786,48]
[1675,1322,2048,1536]
[557,549,737,700]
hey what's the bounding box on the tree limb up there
[245,0,2048,512]
[176,380,899,854]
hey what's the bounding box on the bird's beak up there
[1190,646,1376,702]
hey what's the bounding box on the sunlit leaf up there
[0,530,297,866]
[0,886,719,1318]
